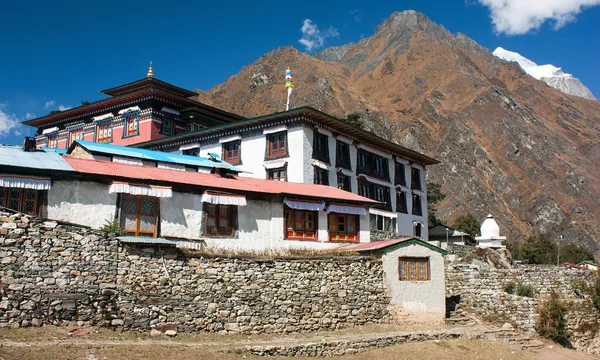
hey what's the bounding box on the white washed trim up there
[412,220,425,226]
[264,159,288,169]
[179,142,200,151]
[412,189,426,196]
[0,175,51,190]
[92,113,114,122]
[109,183,172,198]
[356,143,392,159]
[161,107,180,115]
[263,125,288,135]
[42,126,59,135]
[411,163,424,170]
[396,158,409,165]
[198,167,212,174]
[337,168,353,176]
[315,127,333,137]
[312,160,329,170]
[284,198,325,211]
[369,208,398,219]
[218,134,242,143]
[396,184,410,192]
[113,156,143,166]
[157,162,185,172]
[200,193,247,206]
[336,135,353,145]
[326,204,367,216]
[357,173,393,187]
[118,106,141,115]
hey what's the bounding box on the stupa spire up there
[147,61,154,78]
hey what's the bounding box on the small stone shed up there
[345,238,447,324]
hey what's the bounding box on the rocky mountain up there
[493,47,596,100]
[201,10,600,249]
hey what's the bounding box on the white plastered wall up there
[381,243,445,324]
[159,192,203,240]
[47,180,117,229]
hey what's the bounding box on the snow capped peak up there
[493,47,595,100]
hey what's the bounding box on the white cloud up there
[478,0,600,35]
[44,100,55,109]
[350,9,362,23]
[58,105,71,111]
[298,19,339,52]
[25,112,35,120]
[0,104,22,137]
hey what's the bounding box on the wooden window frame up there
[312,131,330,163]
[414,222,422,237]
[412,193,423,216]
[411,167,422,190]
[222,140,241,165]
[335,141,351,169]
[46,134,57,148]
[161,114,175,136]
[398,257,430,281]
[284,207,318,240]
[267,131,287,158]
[314,167,329,185]
[96,122,112,143]
[396,191,408,213]
[357,149,389,181]
[328,213,359,242]
[0,188,41,216]
[337,173,351,191]
[119,194,158,237]
[395,163,406,186]
[268,166,287,181]
[203,203,236,237]
[123,112,139,138]
[68,129,83,147]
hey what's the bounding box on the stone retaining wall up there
[0,213,389,334]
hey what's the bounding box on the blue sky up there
[1,0,598,144]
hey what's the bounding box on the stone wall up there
[446,263,600,354]
[0,213,389,333]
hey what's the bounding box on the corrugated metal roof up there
[342,237,448,255]
[117,236,177,246]
[65,157,378,204]
[72,140,241,172]
[0,145,73,172]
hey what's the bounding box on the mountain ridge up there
[201,10,600,249]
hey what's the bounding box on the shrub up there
[452,213,479,238]
[570,280,589,299]
[590,271,600,311]
[517,283,534,298]
[536,291,567,343]
[101,219,126,235]
[504,282,516,294]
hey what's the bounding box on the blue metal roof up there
[72,140,241,172]
[0,145,74,172]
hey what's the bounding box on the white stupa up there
[475,214,506,248]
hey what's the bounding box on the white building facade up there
[140,108,438,240]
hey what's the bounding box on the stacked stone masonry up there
[0,214,389,333]
[446,264,600,354]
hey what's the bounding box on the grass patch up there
[536,290,567,343]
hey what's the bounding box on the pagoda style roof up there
[100,77,198,98]
[135,106,440,166]
[23,87,245,128]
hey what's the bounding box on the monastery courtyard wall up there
[0,213,389,334]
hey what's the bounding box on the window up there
[284,207,317,240]
[268,167,286,181]
[328,214,359,242]
[124,113,138,137]
[397,191,408,213]
[337,174,351,191]
[69,129,83,146]
[411,167,422,190]
[185,123,205,132]
[358,180,371,199]
[314,167,329,185]
[399,257,430,281]
[0,188,41,215]
[222,141,241,164]
[335,141,351,169]
[204,203,236,236]
[268,131,286,158]
[358,180,391,210]
[357,150,389,181]
[161,114,175,135]
[118,194,158,237]
[96,123,111,143]
[395,163,406,185]
[370,214,396,232]
[47,134,57,148]
[412,193,422,216]
[374,186,390,204]
[414,222,422,237]
[182,148,200,157]
[312,132,329,162]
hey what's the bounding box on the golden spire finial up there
[147,61,154,78]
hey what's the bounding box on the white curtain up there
[0,175,51,190]
[108,183,172,198]
[200,192,247,206]
[326,204,367,215]
[284,198,325,211]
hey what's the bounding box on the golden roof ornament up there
[147,61,154,78]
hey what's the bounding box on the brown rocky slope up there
[201,10,600,249]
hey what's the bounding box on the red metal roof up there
[64,157,379,204]
[342,238,413,251]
